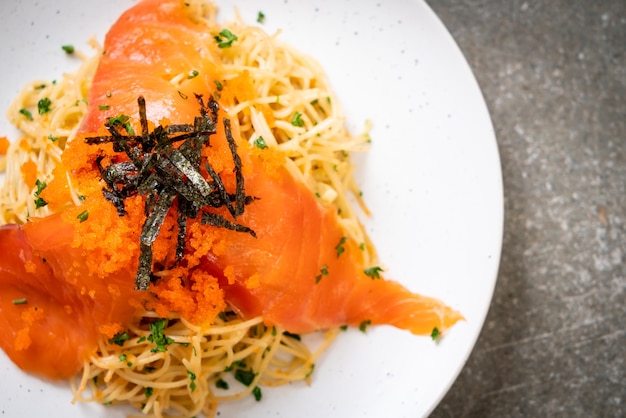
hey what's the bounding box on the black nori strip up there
[201,211,256,237]
[223,118,246,217]
[86,95,257,290]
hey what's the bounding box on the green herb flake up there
[19,108,33,121]
[364,266,384,279]
[145,387,153,398]
[315,264,329,284]
[339,325,348,331]
[187,69,199,79]
[48,134,59,142]
[107,114,135,136]
[253,136,268,149]
[335,236,347,257]
[34,179,48,209]
[34,84,47,90]
[61,44,75,54]
[257,11,265,23]
[214,29,238,48]
[12,298,27,305]
[34,197,47,209]
[253,386,262,401]
[98,104,110,111]
[77,210,89,223]
[108,331,130,346]
[148,319,174,352]
[283,331,301,341]
[234,369,256,386]
[305,364,315,379]
[35,179,47,195]
[119,354,127,362]
[431,327,440,340]
[216,378,229,390]
[359,319,371,333]
[187,370,197,392]
[291,111,304,127]
[38,97,52,114]
[137,336,147,343]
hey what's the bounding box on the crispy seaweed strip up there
[223,118,246,217]
[137,191,176,290]
[201,211,256,237]
[85,95,256,290]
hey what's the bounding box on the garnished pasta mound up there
[0,1,372,417]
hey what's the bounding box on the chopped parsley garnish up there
[108,331,130,346]
[38,98,52,114]
[431,327,440,340]
[12,298,27,305]
[359,319,371,333]
[48,134,58,142]
[214,29,238,48]
[305,364,315,379]
[283,331,301,341]
[19,108,33,121]
[34,179,48,209]
[34,83,47,90]
[107,114,135,135]
[214,80,224,91]
[234,369,256,386]
[35,179,47,195]
[187,69,199,79]
[291,111,304,127]
[335,236,347,257]
[61,44,75,54]
[253,136,267,149]
[252,386,262,401]
[98,104,110,111]
[257,11,265,23]
[187,370,197,392]
[145,387,153,398]
[315,264,329,283]
[216,378,229,390]
[119,354,127,362]
[339,325,348,331]
[147,318,174,352]
[77,210,89,223]
[364,266,384,279]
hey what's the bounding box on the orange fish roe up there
[148,269,226,324]
[14,306,45,351]
[0,136,9,155]
[20,160,38,188]
[98,323,124,340]
[33,125,245,328]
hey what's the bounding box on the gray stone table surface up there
[424,1,625,417]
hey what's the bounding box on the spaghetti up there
[1,1,371,416]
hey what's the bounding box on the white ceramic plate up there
[0,0,503,417]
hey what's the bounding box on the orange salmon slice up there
[0,0,462,380]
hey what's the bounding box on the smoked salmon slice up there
[0,0,462,380]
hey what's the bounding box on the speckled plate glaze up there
[0,0,503,417]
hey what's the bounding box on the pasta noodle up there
[0,1,372,416]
